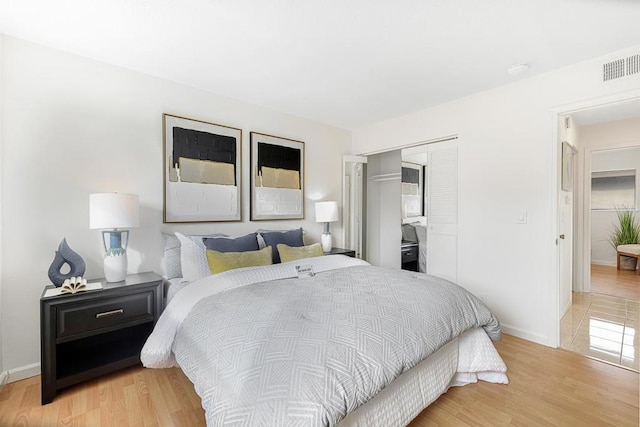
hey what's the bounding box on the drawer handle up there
[96,309,124,319]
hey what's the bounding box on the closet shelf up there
[369,173,401,182]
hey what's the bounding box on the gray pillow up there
[261,228,304,263]
[203,233,259,253]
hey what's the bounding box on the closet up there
[344,139,458,282]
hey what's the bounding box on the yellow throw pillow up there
[277,243,324,263]
[206,246,272,274]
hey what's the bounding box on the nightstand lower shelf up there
[41,272,163,404]
[56,322,152,382]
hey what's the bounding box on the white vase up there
[104,253,127,282]
[321,233,332,253]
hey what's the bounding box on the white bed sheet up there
[339,327,507,426]
[166,277,189,304]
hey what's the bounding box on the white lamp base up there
[104,253,128,282]
[321,233,332,253]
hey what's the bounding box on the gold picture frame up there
[250,132,305,221]
[163,113,242,223]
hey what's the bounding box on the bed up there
[145,235,507,426]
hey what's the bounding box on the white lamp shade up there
[90,193,140,229]
[315,201,339,223]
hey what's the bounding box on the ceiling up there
[2,0,640,130]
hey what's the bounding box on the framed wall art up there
[163,114,242,222]
[250,132,305,220]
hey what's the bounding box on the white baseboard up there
[0,370,9,393]
[6,363,40,383]
[590,260,616,267]
[500,323,550,347]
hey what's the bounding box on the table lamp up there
[315,201,339,253]
[89,193,139,282]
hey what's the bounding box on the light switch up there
[516,211,527,224]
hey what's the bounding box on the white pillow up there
[175,232,212,282]
[162,233,182,279]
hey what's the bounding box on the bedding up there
[163,232,228,280]
[165,277,189,304]
[206,246,273,273]
[278,242,324,262]
[203,233,260,253]
[175,232,216,281]
[142,256,505,426]
[260,228,305,263]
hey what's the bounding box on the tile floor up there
[560,292,639,371]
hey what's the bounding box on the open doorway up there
[558,99,640,371]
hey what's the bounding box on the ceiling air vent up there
[603,54,640,81]
[627,54,640,76]
[603,58,625,81]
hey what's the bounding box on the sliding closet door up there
[427,140,458,282]
[366,150,401,268]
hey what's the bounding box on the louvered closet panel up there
[428,147,458,224]
[427,143,458,283]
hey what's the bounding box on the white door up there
[559,115,577,317]
[426,140,458,282]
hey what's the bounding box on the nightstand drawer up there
[57,291,154,338]
[401,246,418,262]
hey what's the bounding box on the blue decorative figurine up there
[48,239,86,287]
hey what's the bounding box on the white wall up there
[353,45,640,346]
[0,35,351,377]
[582,121,640,265]
[0,34,5,390]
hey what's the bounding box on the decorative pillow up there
[166,232,228,280]
[277,243,324,263]
[203,233,259,253]
[256,228,305,249]
[175,232,213,281]
[206,246,273,274]
[260,228,305,263]
[162,233,182,279]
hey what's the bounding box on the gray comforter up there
[173,265,501,426]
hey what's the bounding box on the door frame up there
[550,90,640,347]
[342,155,368,258]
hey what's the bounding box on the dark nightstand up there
[401,242,419,271]
[327,247,356,257]
[40,272,163,404]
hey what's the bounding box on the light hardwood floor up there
[591,264,639,301]
[1,334,638,426]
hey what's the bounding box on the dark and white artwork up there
[250,132,304,220]
[164,114,242,222]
